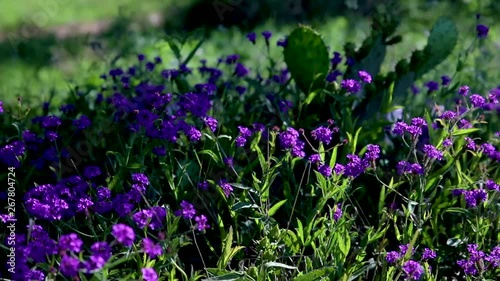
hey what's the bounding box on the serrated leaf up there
[284,25,329,95]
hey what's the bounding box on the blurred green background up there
[0,0,498,108]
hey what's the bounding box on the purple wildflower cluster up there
[279,127,306,158]
[392,117,428,138]
[457,244,500,276]
[386,244,437,280]
[451,179,499,208]
[174,200,210,231]
[396,161,425,175]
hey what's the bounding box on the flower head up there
[111,224,136,247]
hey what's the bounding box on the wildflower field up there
[0,1,499,280]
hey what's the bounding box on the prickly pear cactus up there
[283,25,329,94]
[416,17,458,79]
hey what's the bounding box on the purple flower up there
[185,126,202,142]
[198,180,209,191]
[397,161,425,175]
[386,251,400,264]
[132,173,150,186]
[311,126,333,144]
[411,85,420,94]
[0,101,3,113]
[83,165,101,179]
[465,189,488,208]
[440,110,457,120]
[142,238,163,259]
[422,248,437,260]
[277,37,287,47]
[458,85,470,96]
[203,116,218,132]
[334,163,345,175]
[41,115,62,129]
[470,94,486,108]
[331,52,342,67]
[73,115,92,130]
[485,179,499,191]
[464,137,476,150]
[142,268,158,281]
[175,200,196,219]
[441,75,451,86]
[411,117,426,127]
[402,260,424,280]
[218,179,233,197]
[364,144,380,161]
[318,164,332,177]
[59,255,80,277]
[235,63,249,77]
[423,144,443,160]
[425,81,439,92]
[111,224,136,247]
[308,154,322,164]
[358,70,372,83]
[138,54,145,61]
[278,100,293,112]
[247,32,256,44]
[262,31,272,43]
[326,70,342,82]
[152,146,166,156]
[476,24,489,38]
[344,154,370,178]
[195,214,210,231]
[393,122,408,135]
[341,79,361,94]
[59,233,84,253]
[133,209,153,229]
[90,242,111,262]
[333,203,342,222]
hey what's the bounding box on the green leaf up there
[451,128,481,136]
[416,17,458,78]
[231,202,259,211]
[198,150,221,165]
[283,25,329,94]
[182,38,205,66]
[293,267,337,281]
[264,262,298,270]
[268,199,287,216]
[202,272,245,281]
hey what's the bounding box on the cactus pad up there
[283,25,330,94]
[416,17,458,78]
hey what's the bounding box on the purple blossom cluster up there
[396,161,425,175]
[457,244,500,276]
[451,179,498,208]
[174,200,210,231]
[279,127,305,158]
[386,244,436,280]
[392,117,428,138]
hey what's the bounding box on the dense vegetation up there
[0,1,499,280]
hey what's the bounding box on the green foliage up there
[283,25,329,95]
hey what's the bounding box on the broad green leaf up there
[283,25,329,95]
[416,17,458,78]
[268,199,287,216]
